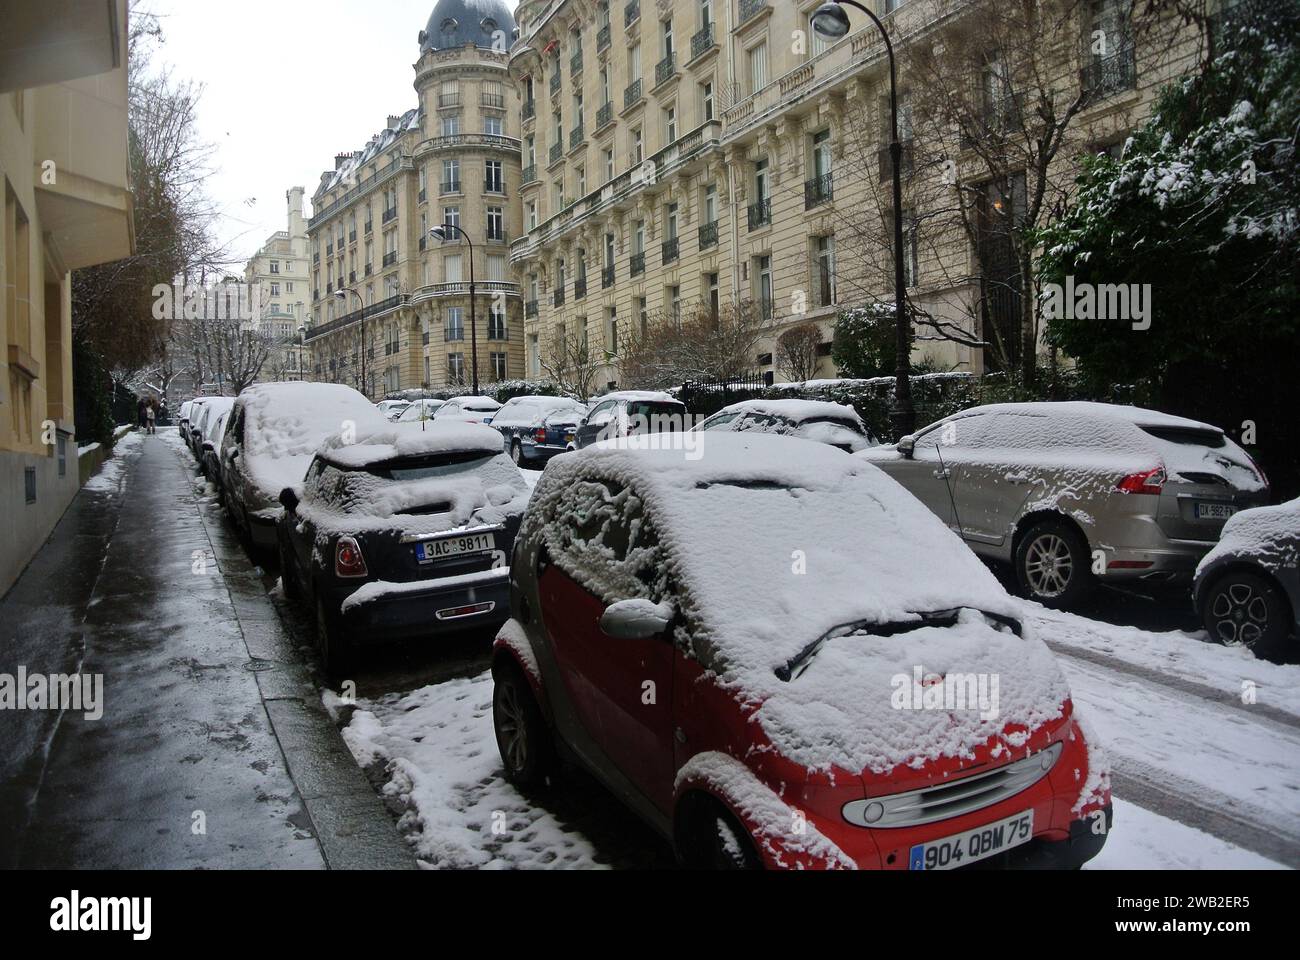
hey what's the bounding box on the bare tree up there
[776,322,823,384]
[619,298,767,388]
[540,324,602,400]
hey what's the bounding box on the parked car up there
[199,409,232,487]
[376,399,411,421]
[492,395,589,466]
[177,400,196,443]
[394,398,445,424]
[434,396,502,425]
[1193,498,1299,658]
[190,397,233,467]
[277,422,531,677]
[220,383,387,551]
[859,402,1269,608]
[696,398,878,452]
[491,433,1111,870]
[573,391,688,449]
[181,398,214,454]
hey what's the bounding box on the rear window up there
[1139,425,1225,449]
[311,451,523,512]
[628,401,687,432]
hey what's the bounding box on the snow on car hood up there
[531,434,1068,775]
[239,382,387,499]
[319,421,505,468]
[1197,497,1300,577]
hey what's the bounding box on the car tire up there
[315,594,354,683]
[492,664,553,787]
[1200,569,1291,654]
[692,805,761,870]
[510,440,523,466]
[1015,518,1095,609]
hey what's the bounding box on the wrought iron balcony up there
[522,164,538,184]
[382,251,397,267]
[661,236,679,264]
[630,251,645,276]
[417,188,427,203]
[523,99,536,120]
[698,220,719,249]
[364,220,373,234]
[574,277,588,300]
[739,0,768,26]
[349,230,357,243]
[597,101,614,129]
[602,265,615,289]
[382,207,398,224]
[804,172,833,209]
[550,72,561,95]
[625,1,639,27]
[439,93,460,107]
[598,24,611,51]
[747,198,771,231]
[525,299,539,318]
[482,92,506,109]
[624,79,643,110]
[1081,46,1136,101]
[570,124,585,150]
[553,286,566,307]
[442,180,461,193]
[655,54,677,86]
[549,141,564,165]
[690,25,715,61]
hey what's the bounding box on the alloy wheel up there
[496,680,528,773]
[1024,533,1073,598]
[1210,582,1269,647]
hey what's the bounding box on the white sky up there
[138,0,519,267]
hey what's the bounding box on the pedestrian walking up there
[137,397,147,430]
[146,399,157,435]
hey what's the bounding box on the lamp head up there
[811,2,851,39]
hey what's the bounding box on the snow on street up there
[331,600,1300,869]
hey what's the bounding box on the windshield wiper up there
[774,609,1021,683]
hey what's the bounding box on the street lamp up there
[429,223,480,395]
[812,0,915,437]
[334,287,369,398]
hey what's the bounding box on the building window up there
[487,206,504,241]
[491,352,507,380]
[702,81,714,121]
[485,160,504,193]
[488,304,507,340]
[448,353,466,385]
[815,235,837,306]
[484,114,503,136]
[748,40,769,94]
[446,307,465,341]
[755,254,773,320]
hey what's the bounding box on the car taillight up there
[533,428,547,443]
[1116,467,1166,496]
[1246,453,1269,489]
[334,537,368,578]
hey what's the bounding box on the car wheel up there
[1201,570,1290,653]
[1015,518,1095,609]
[278,534,302,603]
[510,440,523,466]
[703,807,761,870]
[315,594,354,682]
[492,664,553,787]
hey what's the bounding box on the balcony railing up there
[630,251,645,276]
[523,99,536,120]
[382,207,398,224]
[418,188,427,203]
[625,1,639,27]
[525,300,539,318]
[574,277,587,300]
[739,0,768,26]
[597,24,611,52]
[602,265,615,289]
[550,72,561,95]
[364,220,373,234]
[349,230,357,243]
[365,264,373,277]
[439,93,460,107]
[484,178,506,196]
[445,325,464,342]
[624,79,643,110]
[655,54,677,86]
[570,124,585,150]
[487,227,508,243]
[571,51,584,75]
[553,286,566,307]
[690,25,715,61]
[442,180,461,194]
[661,237,679,264]
[747,198,771,230]
[1081,46,1136,101]
[550,142,563,164]
[482,92,506,109]
[878,143,915,181]
[382,251,398,267]
[349,270,357,283]
[487,321,508,341]
[326,243,334,256]
[698,220,719,249]
[804,172,833,209]
[313,252,320,264]
[303,294,409,342]
[597,101,614,129]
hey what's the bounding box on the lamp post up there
[812,0,915,438]
[334,287,369,398]
[429,224,479,395]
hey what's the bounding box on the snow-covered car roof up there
[867,401,1264,491]
[1197,498,1300,577]
[588,390,680,407]
[528,435,1064,774]
[236,382,387,495]
[438,396,502,412]
[203,409,231,447]
[193,397,234,435]
[318,421,509,469]
[713,398,866,425]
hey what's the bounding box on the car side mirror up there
[279,487,299,513]
[897,435,916,458]
[600,599,675,640]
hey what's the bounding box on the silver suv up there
[858,402,1269,608]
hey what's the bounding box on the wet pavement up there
[0,431,413,869]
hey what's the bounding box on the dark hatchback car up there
[492,395,589,466]
[277,422,531,678]
[574,391,688,449]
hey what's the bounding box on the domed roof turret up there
[419,0,516,54]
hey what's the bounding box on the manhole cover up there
[243,659,275,673]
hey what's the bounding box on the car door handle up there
[933,469,950,480]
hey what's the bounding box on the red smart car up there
[492,433,1112,869]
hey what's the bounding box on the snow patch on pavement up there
[1089,798,1286,869]
[82,429,144,494]
[332,673,607,870]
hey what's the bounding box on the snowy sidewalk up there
[0,430,412,869]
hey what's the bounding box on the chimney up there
[286,187,306,244]
[334,153,351,170]
[387,114,401,129]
